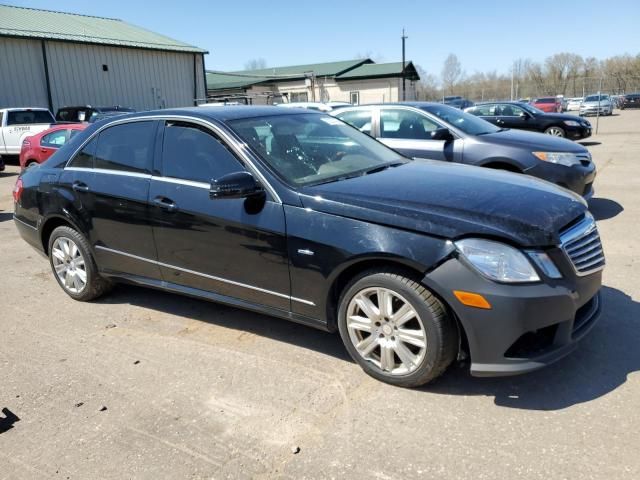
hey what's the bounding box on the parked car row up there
[464,102,592,140]
[14,105,604,388]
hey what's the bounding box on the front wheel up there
[544,126,566,137]
[338,270,458,387]
[48,226,112,301]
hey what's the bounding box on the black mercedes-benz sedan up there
[13,107,604,387]
[465,101,592,140]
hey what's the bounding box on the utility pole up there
[401,28,408,101]
[510,61,515,101]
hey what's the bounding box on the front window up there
[380,108,441,139]
[228,113,405,187]
[161,121,244,183]
[497,104,525,116]
[7,110,54,126]
[420,104,500,136]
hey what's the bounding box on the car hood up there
[299,160,586,247]
[479,128,587,152]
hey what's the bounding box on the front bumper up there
[566,125,592,140]
[423,257,602,377]
[526,160,596,197]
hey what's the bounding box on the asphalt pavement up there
[0,110,638,479]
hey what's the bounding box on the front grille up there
[560,215,605,276]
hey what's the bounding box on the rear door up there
[148,119,291,310]
[377,107,462,162]
[61,119,162,280]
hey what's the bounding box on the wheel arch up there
[325,255,450,333]
[40,214,85,255]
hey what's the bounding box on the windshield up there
[228,113,406,187]
[420,104,500,135]
[585,95,609,102]
[520,103,544,115]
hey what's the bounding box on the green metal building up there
[0,4,208,112]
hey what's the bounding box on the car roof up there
[104,106,311,123]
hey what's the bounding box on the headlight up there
[563,120,580,126]
[455,239,540,283]
[532,151,582,167]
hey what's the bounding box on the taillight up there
[13,178,24,203]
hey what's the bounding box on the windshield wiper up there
[363,161,405,175]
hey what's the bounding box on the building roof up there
[207,59,421,91]
[206,59,373,91]
[0,4,207,53]
[336,61,420,81]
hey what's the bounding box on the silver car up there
[580,94,613,116]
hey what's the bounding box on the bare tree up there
[414,65,439,100]
[441,54,462,95]
[244,58,267,70]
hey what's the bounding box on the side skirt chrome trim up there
[95,245,315,306]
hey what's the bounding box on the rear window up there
[535,98,556,104]
[7,110,54,126]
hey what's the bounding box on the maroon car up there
[19,123,87,170]
[531,97,562,113]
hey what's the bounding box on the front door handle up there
[153,196,178,212]
[72,181,89,192]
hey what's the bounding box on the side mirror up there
[430,128,454,142]
[210,171,264,200]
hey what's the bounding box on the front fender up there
[284,204,454,324]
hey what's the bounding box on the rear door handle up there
[72,181,89,192]
[153,196,178,212]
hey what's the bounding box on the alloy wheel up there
[51,237,87,294]
[346,287,427,375]
[546,127,564,136]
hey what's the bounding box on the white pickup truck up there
[0,108,56,157]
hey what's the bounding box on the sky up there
[5,0,639,78]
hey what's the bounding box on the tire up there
[544,126,566,137]
[48,226,112,301]
[337,269,458,387]
[26,160,39,169]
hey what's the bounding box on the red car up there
[19,123,87,169]
[531,97,562,113]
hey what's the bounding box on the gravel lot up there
[1,110,639,479]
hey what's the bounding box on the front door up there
[149,119,291,311]
[495,104,534,131]
[377,107,461,162]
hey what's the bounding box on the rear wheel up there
[26,160,39,169]
[48,226,112,301]
[338,270,458,387]
[544,126,566,137]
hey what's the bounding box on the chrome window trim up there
[63,114,281,203]
[65,166,152,179]
[95,245,315,306]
